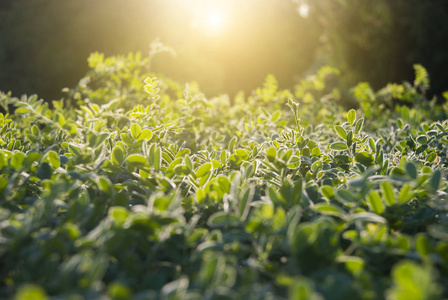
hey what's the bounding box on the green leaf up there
[321,186,335,199]
[220,151,227,165]
[336,189,358,203]
[198,172,211,186]
[333,155,352,164]
[426,152,437,163]
[351,212,386,224]
[415,144,428,155]
[126,154,147,168]
[196,163,212,178]
[354,117,364,134]
[10,152,25,170]
[112,146,125,166]
[15,284,48,300]
[217,176,231,194]
[208,212,240,227]
[235,149,249,161]
[98,177,112,194]
[149,144,161,171]
[288,279,317,300]
[120,133,133,147]
[176,149,191,158]
[266,147,276,162]
[367,190,384,214]
[185,155,193,171]
[36,163,53,179]
[87,133,98,148]
[68,144,82,156]
[337,256,365,275]
[108,282,131,300]
[311,147,321,156]
[398,183,413,204]
[109,207,129,226]
[96,133,109,146]
[167,157,182,173]
[429,169,441,191]
[330,142,348,151]
[313,203,345,218]
[228,136,237,152]
[390,167,406,177]
[413,64,430,89]
[31,125,39,136]
[346,131,353,147]
[271,110,281,122]
[130,123,142,139]
[415,233,429,256]
[405,162,417,179]
[55,113,66,126]
[138,129,153,141]
[0,177,7,191]
[14,107,32,115]
[401,106,409,121]
[160,277,189,300]
[347,109,356,125]
[443,91,448,102]
[0,151,8,169]
[368,138,376,152]
[416,135,428,144]
[238,187,253,221]
[174,165,191,176]
[268,186,286,206]
[387,261,441,300]
[354,152,374,166]
[211,160,222,169]
[381,181,395,206]
[46,150,60,169]
[334,125,347,140]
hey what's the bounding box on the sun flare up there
[206,11,225,32]
[198,10,227,37]
[186,1,230,37]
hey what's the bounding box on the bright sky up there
[182,0,233,37]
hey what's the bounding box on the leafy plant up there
[0,58,447,299]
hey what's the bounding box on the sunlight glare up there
[185,0,230,37]
[201,10,226,36]
[206,11,225,31]
[298,4,309,18]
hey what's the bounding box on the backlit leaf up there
[347,109,356,125]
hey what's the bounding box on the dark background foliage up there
[0,0,447,100]
[310,0,448,97]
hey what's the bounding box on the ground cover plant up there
[1,53,448,299]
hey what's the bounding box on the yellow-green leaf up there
[138,129,153,141]
[196,162,212,178]
[381,181,395,206]
[126,154,147,168]
[46,150,60,169]
[130,123,142,140]
[112,146,125,166]
[330,142,348,151]
[347,109,356,125]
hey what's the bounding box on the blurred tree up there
[0,0,167,100]
[304,0,448,97]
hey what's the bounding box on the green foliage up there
[387,261,441,300]
[0,59,448,299]
[351,65,448,128]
